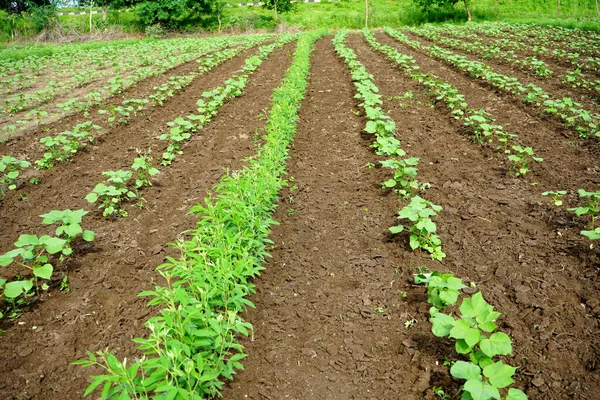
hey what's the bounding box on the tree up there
[0,0,52,13]
[414,0,472,22]
[263,0,292,21]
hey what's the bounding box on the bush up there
[144,23,165,38]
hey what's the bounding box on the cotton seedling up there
[416,270,528,400]
[508,146,543,177]
[541,190,567,207]
[40,209,95,254]
[0,234,70,301]
[131,152,159,189]
[569,189,600,229]
[390,196,445,261]
[0,156,31,195]
[85,170,137,217]
[380,158,428,199]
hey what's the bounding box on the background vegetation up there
[0,0,599,42]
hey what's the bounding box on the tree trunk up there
[365,0,368,28]
[557,0,560,15]
[274,1,278,20]
[89,0,93,32]
[218,10,221,33]
[464,0,472,22]
[596,0,599,18]
[102,5,107,21]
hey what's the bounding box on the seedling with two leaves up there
[0,156,30,196]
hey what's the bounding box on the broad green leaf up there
[480,332,512,357]
[460,292,490,319]
[3,279,33,298]
[85,193,98,203]
[41,236,67,254]
[82,230,96,242]
[439,289,460,305]
[463,379,500,400]
[63,224,83,238]
[430,312,455,337]
[389,225,404,234]
[456,339,472,354]
[483,361,517,389]
[450,361,482,382]
[450,319,480,347]
[506,388,528,400]
[34,263,53,280]
[15,234,39,247]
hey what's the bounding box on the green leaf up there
[450,319,480,347]
[463,379,501,400]
[41,236,67,254]
[85,193,98,203]
[15,234,39,247]
[456,339,472,354]
[389,225,404,234]
[483,361,517,389]
[430,312,455,337]
[63,224,83,238]
[460,292,489,319]
[450,361,482,382]
[82,230,96,242]
[3,279,33,298]
[480,332,512,358]
[506,388,528,400]
[34,263,53,280]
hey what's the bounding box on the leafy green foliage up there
[417,271,527,400]
[0,155,30,197]
[40,209,96,252]
[85,170,137,217]
[541,190,567,206]
[131,152,159,189]
[390,196,445,261]
[569,188,600,229]
[380,157,429,199]
[507,146,543,177]
[75,31,327,399]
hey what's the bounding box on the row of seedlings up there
[364,29,542,178]
[75,30,327,399]
[384,28,600,140]
[340,30,529,400]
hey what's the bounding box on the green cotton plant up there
[40,209,95,254]
[463,110,501,145]
[380,158,429,199]
[568,189,600,230]
[372,136,405,157]
[390,196,445,261]
[541,190,567,207]
[0,156,30,195]
[85,170,137,218]
[507,146,543,177]
[0,234,69,309]
[36,135,79,169]
[131,152,159,189]
[415,270,528,400]
[159,117,194,166]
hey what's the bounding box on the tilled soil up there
[0,41,295,399]
[1,31,600,400]
[222,34,600,400]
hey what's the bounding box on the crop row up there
[74,30,326,399]
[0,35,270,206]
[407,25,600,96]
[0,34,290,311]
[333,29,446,261]
[85,34,298,218]
[366,29,542,178]
[379,28,600,246]
[1,35,271,137]
[384,28,600,140]
[335,30,528,400]
[470,22,600,60]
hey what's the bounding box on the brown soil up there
[221,34,600,400]
[0,41,295,399]
[1,31,599,400]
